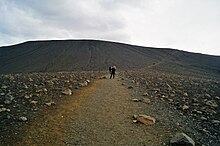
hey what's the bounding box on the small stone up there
[168,99,174,102]
[192,98,198,103]
[142,92,149,96]
[24,95,31,99]
[128,86,133,89]
[131,99,141,102]
[205,93,211,98]
[142,98,151,104]
[29,78,33,82]
[214,96,220,100]
[0,108,10,112]
[45,101,55,106]
[62,89,72,95]
[22,83,28,89]
[170,133,195,146]
[166,83,172,90]
[86,80,90,83]
[205,100,218,108]
[183,93,188,96]
[79,82,88,87]
[1,85,8,89]
[0,93,5,96]
[30,100,38,104]
[182,105,189,110]
[212,120,220,124]
[201,117,207,121]
[19,116,28,122]
[133,114,156,125]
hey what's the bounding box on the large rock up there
[170,133,195,146]
[62,89,72,95]
[133,114,156,125]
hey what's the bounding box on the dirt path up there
[18,76,175,146]
[62,77,154,145]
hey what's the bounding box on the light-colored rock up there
[0,108,10,112]
[30,100,38,104]
[86,80,90,83]
[205,100,218,108]
[45,101,55,106]
[43,88,48,92]
[170,133,195,146]
[212,120,220,124]
[62,89,72,95]
[166,83,172,91]
[24,95,31,99]
[183,92,188,96]
[182,105,189,110]
[142,92,149,96]
[205,93,211,98]
[29,78,33,82]
[1,85,8,89]
[19,116,28,122]
[142,98,151,104]
[79,82,88,87]
[4,95,15,104]
[131,99,141,102]
[133,114,156,125]
[0,93,5,96]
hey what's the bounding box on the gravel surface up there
[1,71,219,146]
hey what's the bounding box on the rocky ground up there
[0,71,103,145]
[120,69,220,146]
[0,69,219,146]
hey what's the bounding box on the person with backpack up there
[110,65,116,79]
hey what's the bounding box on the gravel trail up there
[63,77,161,146]
[17,76,178,146]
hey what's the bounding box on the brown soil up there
[15,76,174,146]
[1,72,219,146]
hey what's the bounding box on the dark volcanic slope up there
[0,40,220,76]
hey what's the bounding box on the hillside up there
[0,40,220,77]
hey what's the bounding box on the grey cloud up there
[0,0,130,45]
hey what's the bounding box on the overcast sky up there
[0,0,220,55]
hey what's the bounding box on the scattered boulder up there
[128,86,133,89]
[1,85,8,89]
[30,100,38,105]
[182,105,189,110]
[142,98,151,104]
[131,99,141,102]
[205,100,218,108]
[0,108,10,112]
[19,116,28,122]
[183,92,188,96]
[24,95,31,99]
[62,89,72,95]
[79,81,88,87]
[133,114,156,125]
[45,101,55,106]
[142,92,149,96]
[212,120,220,124]
[4,95,15,104]
[170,133,195,146]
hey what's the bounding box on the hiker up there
[110,65,116,79]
